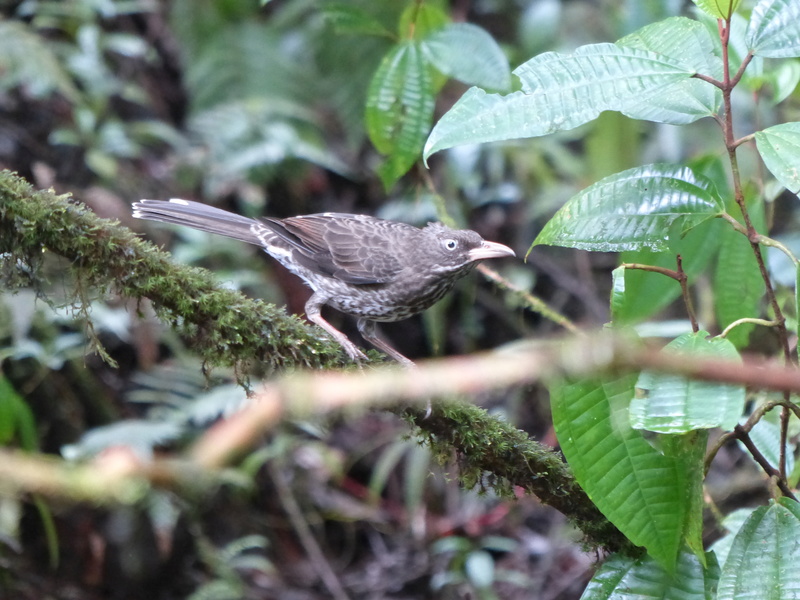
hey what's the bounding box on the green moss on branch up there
[0,170,351,371]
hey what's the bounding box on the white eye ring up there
[443,239,458,251]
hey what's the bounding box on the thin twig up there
[754,234,799,265]
[734,425,797,500]
[730,52,755,88]
[477,264,581,334]
[718,318,778,339]
[692,72,724,90]
[676,255,698,333]
[732,133,756,149]
[620,263,679,280]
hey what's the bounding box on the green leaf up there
[746,0,800,58]
[717,498,800,600]
[632,332,745,433]
[0,21,79,101]
[465,550,495,588]
[768,59,800,104]
[714,200,765,348]
[420,23,511,91]
[610,266,627,323]
[551,374,685,569]
[690,0,741,19]
[431,536,472,555]
[404,443,432,513]
[661,432,707,565]
[366,41,434,189]
[755,122,800,193]
[533,164,724,252]
[183,23,303,113]
[587,112,643,181]
[188,99,350,195]
[0,376,19,444]
[398,2,449,40]
[61,420,184,460]
[746,59,800,103]
[709,508,757,567]
[424,42,696,159]
[612,155,729,324]
[321,3,394,38]
[617,17,722,122]
[582,550,717,600]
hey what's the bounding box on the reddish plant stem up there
[622,259,697,332]
[621,263,679,279]
[717,17,793,481]
[734,425,796,501]
[676,255,699,333]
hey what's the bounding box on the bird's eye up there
[443,239,458,251]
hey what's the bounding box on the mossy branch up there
[0,170,350,371]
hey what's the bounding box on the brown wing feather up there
[260,214,410,285]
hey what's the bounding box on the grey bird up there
[132,199,515,366]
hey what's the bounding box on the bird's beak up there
[468,240,516,261]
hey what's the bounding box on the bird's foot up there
[341,341,368,365]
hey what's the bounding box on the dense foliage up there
[1,0,800,598]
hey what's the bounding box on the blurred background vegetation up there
[0,0,792,598]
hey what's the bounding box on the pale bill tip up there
[468,240,516,261]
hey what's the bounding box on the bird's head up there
[422,223,515,274]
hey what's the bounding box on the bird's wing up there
[259,214,408,285]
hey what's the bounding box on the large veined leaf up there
[420,23,511,92]
[424,42,696,159]
[709,508,757,567]
[745,0,800,58]
[631,332,745,433]
[717,498,800,600]
[581,550,718,600]
[663,432,708,564]
[617,17,722,122]
[551,374,687,570]
[366,41,434,189]
[755,122,800,193]
[534,164,724,252]
[611,155,729,325]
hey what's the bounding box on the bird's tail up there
[132,199,263,246]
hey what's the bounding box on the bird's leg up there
[357,319,430,417]
[305,294,368,363]
[357,319,415,367]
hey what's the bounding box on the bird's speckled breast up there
[326,263,478,321]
